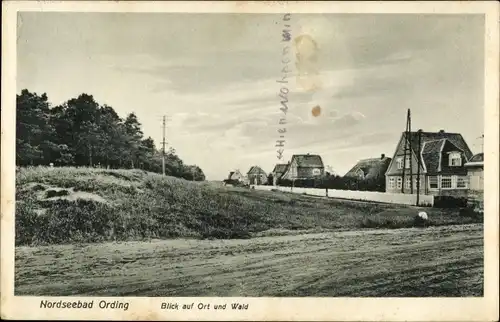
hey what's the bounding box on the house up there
[247,166,268,185]
[345,154,392,180]
[385,129,474,197]
[227,169,243,181]
[271,163,288,186]
[280,154,324,180]
[464,152,484,209]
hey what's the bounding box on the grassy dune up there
[15,224,483,296]
[16,167,482,246]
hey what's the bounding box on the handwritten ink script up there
[276,13,291,160]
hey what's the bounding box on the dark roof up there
[469,153,484,163]
[345,157,391,179]
[292,154,324,168]
[272,163,288,174]
[406,131,473,160]
[247,166,267,176]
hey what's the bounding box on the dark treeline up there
[15,89,205,181]
[275,175,386,192]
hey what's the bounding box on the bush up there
[45,189,70,198]
[31,199,115,245]
[458,207,483,220]
[434,196,468,208]
[277,175,386,192]
[15,199,39,245]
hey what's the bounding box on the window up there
[397,177,402,189]
[441,176,452,189]
[449,152,462,167]
[457,176,468,188]
[396,157,403,170]
[414,178,421,189]
[405,177,411,189]
[389,177,395,189]
[405,155,411,169]
[429,176,438,189]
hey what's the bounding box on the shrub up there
[434,196,468,208]
[45,189,70,198]
[15,199,39,245]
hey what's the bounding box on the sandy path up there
[15,224,483,297]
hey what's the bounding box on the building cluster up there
[225,129,484,207]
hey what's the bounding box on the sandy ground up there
[15,223,483,297]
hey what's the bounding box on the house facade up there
[227,170,243,181]
[247,166,267,185]
[385,130,473,197]
[464,153,484,209]
[281,154,324,180]
[271,163,288,186]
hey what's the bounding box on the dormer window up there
[449,152,462,167]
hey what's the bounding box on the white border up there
[1,1,499,321]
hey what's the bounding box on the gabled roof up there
[421,139,463,173]
[291,154,324,168]
[247,166,267,176]
[387,131,473,176]
[345,156,391,179]
[406,131,473,160]
[272,163,288,174]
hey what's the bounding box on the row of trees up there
[15,89,205,181]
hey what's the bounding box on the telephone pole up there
[416,129,422,205]
[401,109,411,194]
[162,115,166,176]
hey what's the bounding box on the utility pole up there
[416,129,422,206]
[409,109,413,194]
[401,109,411,194]
[162,115,166,176]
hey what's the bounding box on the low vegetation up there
[16,167,483,246]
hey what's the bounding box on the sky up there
[17,13,485,180]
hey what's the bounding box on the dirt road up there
[15,224,483,297]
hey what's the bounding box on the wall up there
[252,185,434,206]
[386,135,425,176]
[297,167,324,178]
[386,174,427,194]
[467,168,484,191]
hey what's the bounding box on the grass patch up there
[15,166,483,246]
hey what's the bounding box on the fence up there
[251,185,434,207]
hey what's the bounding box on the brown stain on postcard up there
[294,33,322,92]
[311,105,321,117]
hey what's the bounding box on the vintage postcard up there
[1,1,499,321]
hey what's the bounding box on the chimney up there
[439,129,445,133]
[381,153,385,159]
